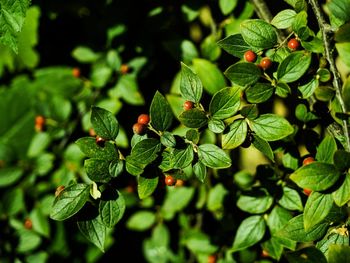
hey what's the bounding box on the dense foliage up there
[1,0,350,262]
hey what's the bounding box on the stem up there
[249,0,285,42]
[309,0,350,151]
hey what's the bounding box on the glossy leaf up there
[277,51,311,83]
[99,190,126,227]
[75,137,118,161]
[150,91,173,131]
[179,108,208,128]
[290,162,341,191]
[198,144,231,169]
[77,215,106,252]
[237,190,274,214]
[252,135,274,162]
[332,174,350,206]
[316,135,337,163]
[137,173,159,199]
[209,87,241,119]
[84,158,111,183]
[91,106,119,140]
[217,34,251,59]
[50,184,90,221]
[222,119,247,149]
[271,9,297,29]
[180,62,203,103]
[245,83,274,103]
[224,62,261,87]
[250,114,294,141]
[278,187,303,211]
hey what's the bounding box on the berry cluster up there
[132,113,150,135]
[244,50,272,71]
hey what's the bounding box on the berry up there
[288,38,300,50]
[183,101,194,111]
[259,57,272,70]
[303,156,315,166]
[165,175,176,186]
[72,67,81,78]
[208,254,217,263]
[303,188,312,196]
[95,136,106,147]
[35,115,45,132]
[89,128,96,137]
[132,122,146,135]
[137,114,150,125]
[175,179,185,187]
[55,185,65,197]
[120,64,129,74]
[24,218,33,230]
[244,50,257,63]
[261,250,269,258]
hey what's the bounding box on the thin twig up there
[309,0,350,151]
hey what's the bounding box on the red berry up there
[303,188,312,196]
[183,101,194,111]
[165,175,176,186]
[24,218,33,230]
[303,156,315,166]
[137,114,150,125]
[244,50,257,63]
[72,67,81,78]
[55,185,65,197]
[35,115,45,126]
[132,123,146,135]
[95,136,106,147]
[208,254,217,263]
[259,57,272,70]
[288,38,300,50]
[120,64,129,74]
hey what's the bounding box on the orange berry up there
[165,175,176,186]
[208,254,217,263]
[303,188,312,196]
[288,38,300,50]
[132,123,146,135]
[244,50,257,63]
[183,101,194,111]
[302,156,315,166]
[137,114,150,125]
[89,128,96,137]
[261,250,269,258]
[35,115,45,126]
[24,218,33,230]
[259,57,272,70]
[72,67,81,78]
[175,179,185,187]
[120,64,129,74]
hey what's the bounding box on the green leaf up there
[99,190,125,227]
[276,214,329,242]
[0,167,23,187]
[222,119,248,149]
[207,183,228,212]
[137,174,159,199]
[180,62,203,103]
[179,108,208,128]
[261,237,284,260]
[161,187,195,220]
[240,104,259,120]
[0,0,30,53]
[90,63,112,88]
[184,231,217,255]
[217,34,251,59]
[71,46,100,63]
[277,51,312,83]
[110,75,144,106]
[298,78,319,98]
[266,205,293,234]
[316,135,337,163]
[290,162,341,191]
[271,9,297,29]
[240,19,278,49]
[109,159,124,177]
[292,10,308,32]
[125,156,146,176]
[91,106,119,140]
[171,145,194,169]
[75,137,118,161]
[317,232,349,257]
[285,247,327,263]
[231,215,266,252]
[237,190,274,214]
[192,58,226,95]
[208,118,225,133]
[130,138,162,166]
[50,184,90,221]
[252,135,274,162]
[160,131,176,148]
[278,187,303,211]
[224,62,261,87]
[193,161,207,182]
[209,87,241,119]
[126,211,156,231]
[328,0,350,23]
[304,192,333,231]
[201,34,221,61]
[332,174,350,206]
[84,158,111,183]
[219,0,237,15]
[328,245,350,263]
[198,144,231,169]
[245,83,274,103]
[150,91,173,131]
[77,215,106,252]
[250,114,294,141]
